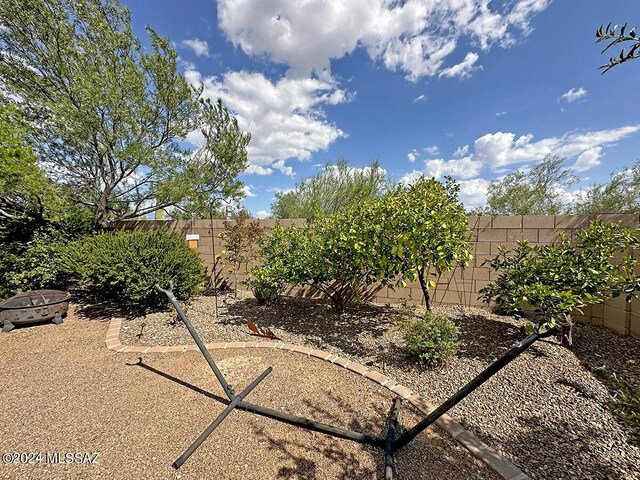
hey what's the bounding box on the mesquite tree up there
[0,0,249,229]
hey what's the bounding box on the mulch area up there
[118,292,640,480]
[0,308,496,480]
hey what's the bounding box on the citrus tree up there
[480,221,639,347]
[374,176,472,310]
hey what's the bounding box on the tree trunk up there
[417,267,432,311]
[560,316,574,349]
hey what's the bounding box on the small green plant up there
[400,311,460,368]
[63,231,205,309]
[243,264,285,305]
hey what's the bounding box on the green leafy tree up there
[573,160,640,213]
[480,221,639,347]
[0,104,93,298]
[373,176,472,310]
[0,105,59,222]
[479,155,578,215]
[0,0,246,228]
[596,22,640,73]
[252,210,385,312]
[171,98,251,218]
[271,158,391,219]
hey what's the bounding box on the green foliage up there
[478,155,578,215]
[0,0,248,228]
[596,22,640,73]
[253,211,384,312]
[572,160,640,214]
[243,264,286,305]
[63,231,205,308]
[0,204,93,299]
[480,221,639,339]
[399,311,460,368]
[255,176,471,311]
[171,98,251,218]
[371,176,472,310]
[0,104,61,222]
[271,158,391,220]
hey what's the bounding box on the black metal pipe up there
[235,399,385,447]
[385,398,401,480]
[173,366,273,469]
[393,322,556,450]
[156,283,235,399]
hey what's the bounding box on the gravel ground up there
[120,292,640,480]
[0,309,496,480]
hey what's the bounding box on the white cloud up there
[399,170,424,185]
[241,185,256,197]
[471,125,640,169]
[424,157,482,179]
[423,145,440,156]
[495,111,507,116]
[185,68,349,170]
[255,209,270,219]
[273,159,295,177]
[439,52,481,78]
[559,87,587,104]
[407,149,419,162]
[218,0,550,81]
[244,165,273,175]
[572,147,602,172]
[453,144,469,157]
[266,187,294,194]
[457,178,490,208]
[413,94,427,102]
[181,38,210,57]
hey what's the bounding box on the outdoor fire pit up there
[0,290,70,333]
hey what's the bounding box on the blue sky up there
[126,0,640,217]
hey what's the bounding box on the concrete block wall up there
[117,213,640,338]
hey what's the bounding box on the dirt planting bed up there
[120,292,640,480]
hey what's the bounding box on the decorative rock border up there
[106,317,529,480]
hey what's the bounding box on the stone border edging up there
[105,317,529,480]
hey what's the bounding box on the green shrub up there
[400,312,460,368]
[243,264,285,305]
[479,220,639,346]
[63,231,205,309]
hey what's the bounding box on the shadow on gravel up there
[451,313,523,364]
[225,297,396,358]
[487,415,636,480]
[71,291,145,321]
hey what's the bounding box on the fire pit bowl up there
[0,290,70,333]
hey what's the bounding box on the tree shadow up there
[449,312,526,363]
[225,296,397,358]
[481,414,637,479]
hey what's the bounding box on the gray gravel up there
[121,292,640,480]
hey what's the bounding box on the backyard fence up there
[117,214,640,338]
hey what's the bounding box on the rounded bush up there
[400,312,460,368]
[64,231,205,309]
[243,264,285,305]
